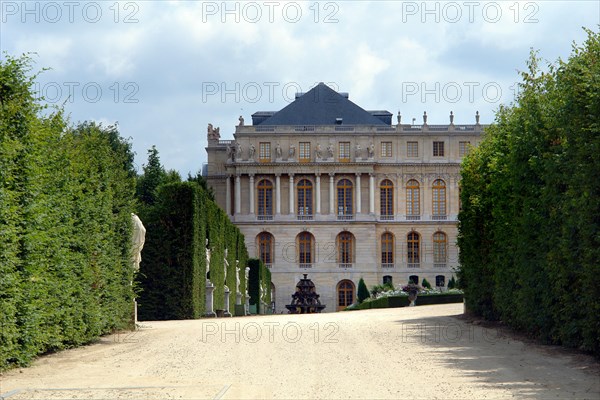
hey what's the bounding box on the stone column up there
[235,174,241,214]
[289,174,295,216]
[369,173,375,215]
[204,280,216,317]
[275,174,281,215]
[315,173,321,215]
[397,174,403,218]
[422,175,429,219]
[249,174,255,215]
[225,175,231,215]
[355,173,361,215]
[224,286,232,317]
[329,173,335,214]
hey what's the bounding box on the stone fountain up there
[285,274,326,314]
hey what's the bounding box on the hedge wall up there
[137,179,249,319]
[352,294,463,310]
[1,55,137,370]
[457,30,600,356]
[137,182,206,320]
[248,258,272,314]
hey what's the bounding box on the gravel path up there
[1,304,598,399]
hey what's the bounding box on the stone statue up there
[397,111,401,125]
[355,144,361,159]
[235,261,240,292]
[207,123,220,140]
[205,238,211,280]
[260,284,264,302]
[450,111,454,124]
[227,144,234,161]
[276,142,282,159]
[476,111,480,124]
[238,115,244,126]
[368,143,375,158]
[315,143,322,159]
[423,111,428,125]
[224,248,229,283]
[288,144,296,158]
[245,267,250,290]
[249,143,255,160]
[235,142,242,160]
[327,144,334,158]
[131,213,146,271]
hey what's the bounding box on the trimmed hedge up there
[1,55,137,370]
[248,258,271,314]
[351,294,463,310]
[457,30,600,356]
[137,182,206,320]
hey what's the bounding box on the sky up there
[1,1,598,175]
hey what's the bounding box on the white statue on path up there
[260,283,264,302]
[235,261,240,292]
[224,248,229,284]
[131,213,146,271]
[205,239,211,281]
[245,267,250,292]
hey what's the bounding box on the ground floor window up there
[409,275,419,285]
[383,275,393,285]
[337,280,355,311]
[436,275,445,287]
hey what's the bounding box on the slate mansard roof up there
[251,83,392,126]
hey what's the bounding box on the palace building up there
[205,83,485,312]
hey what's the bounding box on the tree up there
[136,145,166,206]
[357,278,369,304]
[448,276,456,289]
[421,278,432,289]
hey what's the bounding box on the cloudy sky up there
[2,1,598,175]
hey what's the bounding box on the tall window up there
[381,142,392,157]
[433,141,445,157]
[407,232,420,265]
[297,179,313,216]
[380,179,394,218]
[257,179,273,216]
[258,232,274,265]
[337,280,355,311]
[339,142,351,162]
[299,142,311,162]
[259,142,271,162]
[406,180,420,216]
[337,231,354,264]
[459,141,471,157]
[432,179,446,216]
[298,232,313,265]
[433,232,447,264]
[407,141,418,157]
[381,232,394,264]
[337,179,353,216]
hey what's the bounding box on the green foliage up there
[248,258,271,313]
[1,54,136,370]
[421,278,432,289]
[357,278,369,304]
[458,29,600,356]
[448,276,457,290]
[136,153,248,319]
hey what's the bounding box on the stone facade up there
[205,84,484,313]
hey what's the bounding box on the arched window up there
[407,232,420,266]
[258,232,274,266]
[257,179,273,217]
[432,179,446,217]
[380,179,394,219]
[409,275,419,285]
[435,275,445,287]
[337,179,353,217]
[381,232,394,265]
[297,232,314,266]
[383,275,393,285]
[297,179,313,217]
[406,180,420,217]
[337,280,355,311]
[337,231,354,265]
[433,232,447,265]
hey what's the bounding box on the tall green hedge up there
[137,176,249,319]
[248,258,271,314]
[458,30,600,356]
[1,55,137,370]
[137,182,206,320]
